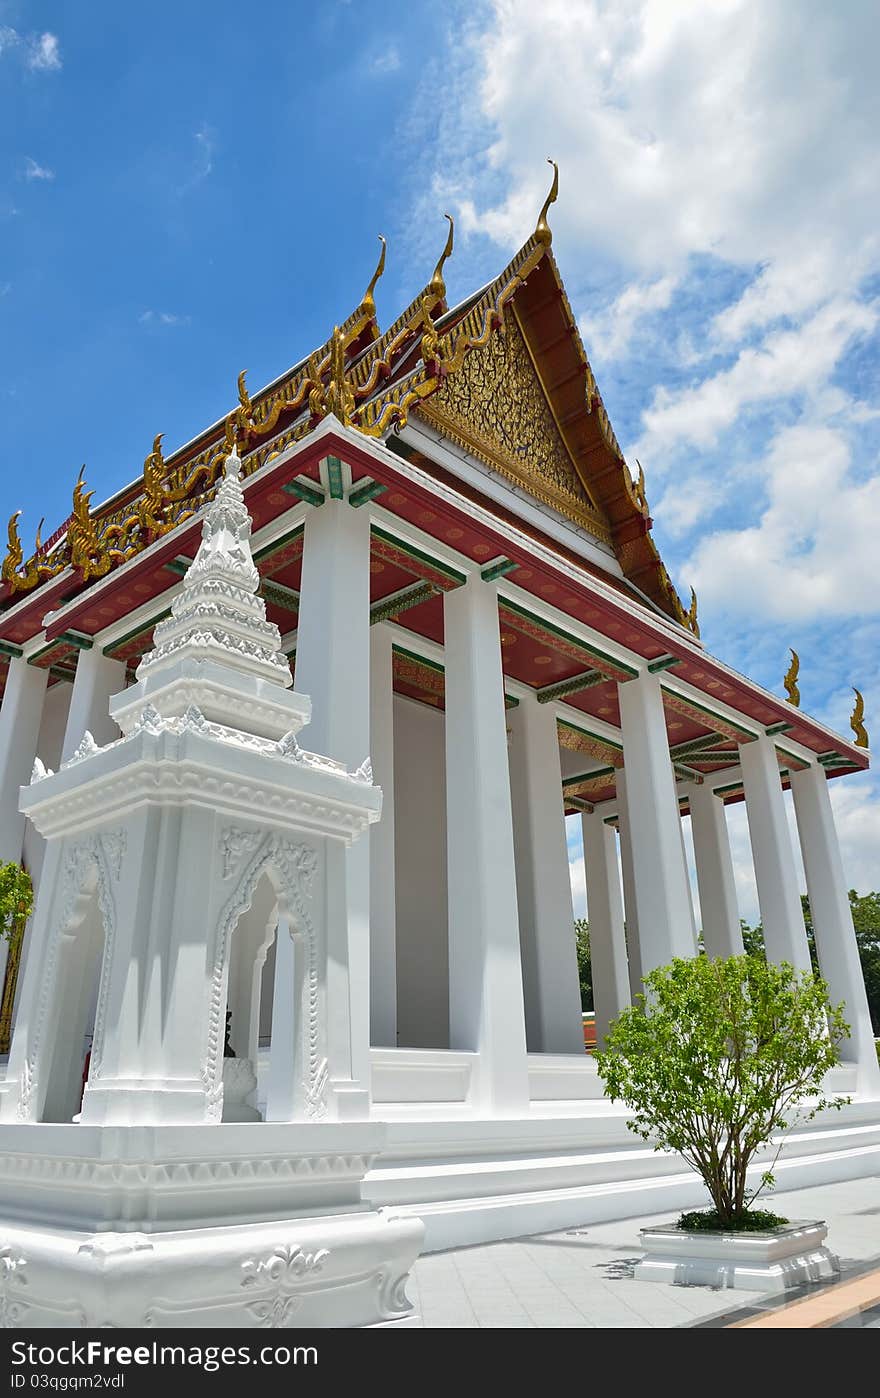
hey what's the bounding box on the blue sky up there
[3,1,879,919]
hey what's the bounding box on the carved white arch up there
[207,831,321,1122]
[18,831,123,1120]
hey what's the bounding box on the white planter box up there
[635,1219,839,1292]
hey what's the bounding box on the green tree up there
[0,862,33,947]
[595,954,848,1230]
[574,918,592,1012]
[743,891,880,1032]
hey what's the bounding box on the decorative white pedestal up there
[635,1219,839,1292]
[0,1121,423,1328]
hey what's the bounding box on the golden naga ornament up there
[687,587,700,639]
[321,326,357,426]
[69,466,113,580]
[139,433,170,536]
[1,511,24,591]
[850,688,869,748]
[783,649,801,707]
[534,159,559,247]
[632,459,649,515]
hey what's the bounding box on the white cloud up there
[369,47,401,76]
[22,157,54,182]
[0,27,61,71]
[138,310,191,327]
[580,275,677,362]
[631,297,877,465]
[689,423,880,620]
[26,32,61,72]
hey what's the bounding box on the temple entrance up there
[41,878,107,1123]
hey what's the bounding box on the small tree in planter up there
[595,954,849,1232]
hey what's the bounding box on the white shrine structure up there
[0,171,878,1326]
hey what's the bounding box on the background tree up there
[0,862,33,947]
[596,954,848,1230]
[741,890,880,1032]
[574,918,592,1011]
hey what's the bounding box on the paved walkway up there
[410,1174,880,1328]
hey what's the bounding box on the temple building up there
[0,168,877,1312]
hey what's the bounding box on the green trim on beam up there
[282,478,326,508]
[765,720,793,735]
[565,796,594,814]
[164,556,191,577]
[537,669,605,704]
[659,684,757,741]
[480,557,519,583]
[818,750,842,764]
[670,733,728,760]
[370,581,438,626]
[504,693,520,709]
[47,664,76,682]
[105,608,172,656]
[57,630,93,651]
[562,765,617,788]
[647,654,681,673]
[392,643,445,676]
[371,525,467,584]
[349,479,387,508]
[713,781,744,797]
[324,456,345,501]
[0,640,23,659]
[603,815,619,826]
[557,716,625,754]
[499,596,639,679]
[253,522,304,566]
[260,579,300,614]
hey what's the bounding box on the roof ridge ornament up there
[850,688,869,748]
[534,159,559,247]
[360,235,387,321]
[687,587,700,639]
[428,214,455,303]
[783,649,801,707]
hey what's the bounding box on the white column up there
[676,801,699,945]
[689,781,743,958]
[61,646,126,761]
[294,498,372,1116]
[791,765,880,1098]
[0,656,49,997]
[508,693,583,1054]
[581,811,630,1049]
[618,671,697,976]
[0,657,48,864]
[444,576,528,1112]
[740,735,811,975]
[616,769,644,1000]
[369,624,397,1047]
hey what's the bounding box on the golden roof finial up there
[360,235,387,320]
[783,649,801,707]
[851,688,869,748]
[534,159,559,247]
[1,510,23,588]
[428,214,455,303]
[237,370,252,417]
[633,459,649,514]
[34,517,44,554]
[687,586,700,639]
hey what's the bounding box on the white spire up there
[137,451,292,688]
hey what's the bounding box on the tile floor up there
[409,1174,880,1328]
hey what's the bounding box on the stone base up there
[635,1219,839,1292]
[0,1208,424,1328]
